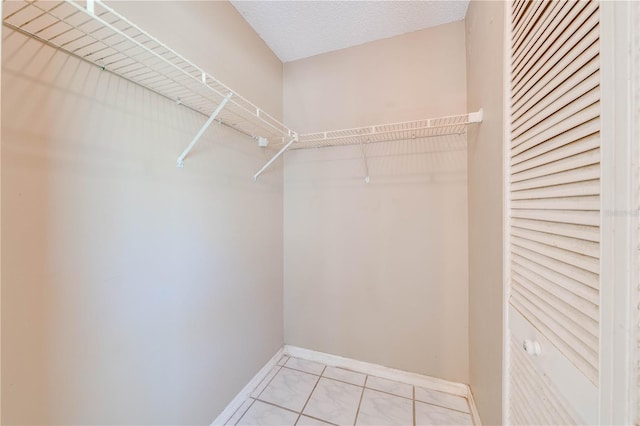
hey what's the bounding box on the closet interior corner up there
[2,1,638,425]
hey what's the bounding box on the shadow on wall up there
[2,28,284,424]
[285,134,467,188]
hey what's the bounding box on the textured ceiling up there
[230,1,470,63]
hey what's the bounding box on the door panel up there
[507,1,600,424]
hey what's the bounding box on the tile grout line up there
[252,397,299,414]
[284,364,371,391]
[223,399,246,425]
[413,386,416,426]
[286,357,465,394]
[285,363,472,415]
[251,387,470,426]
[320,376,366,389]
[232,363,286,424]
[320,366,367,387]
[225,358,289,425]
[244,356,472,424]
[353,375,368,426]
[233,398,257,426]
[295,365,326,425]
[231,358,288,426]
[249,396,339,426]
[302,413,340,426]
[285,358,468,407]
[365,386,417,402]
[282,365,325,377]
[415,399,474,416]
[254,364,284,400]
[283,364,363,386]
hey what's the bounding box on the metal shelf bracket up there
[176,93,233,168]
[468,108,483,123]
[253,132,298,181]
[360,139,370,184]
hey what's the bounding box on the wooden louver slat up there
[511,252,598,304]
[512,70,600,138]
[511,261,599,321]
[511,118,600,166]
[511,1,575,76]
[512,1,549,53]
[511,132,599,173]
[510,217,600,242]
[512,2,599,98]
[511,102,600,156]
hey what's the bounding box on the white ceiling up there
[230,1,470,63]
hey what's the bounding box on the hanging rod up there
[2,0,293,162]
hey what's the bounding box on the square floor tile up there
[259,368,319,412]
[303,378,362,425]
[415,401,473,426]
[285,357,326,375]
[296,415,333,425]
[356,388,413,426]
[415,386,469,413]
[322,366,366,386]
[365,376,414,399]
[251,366,281,398]
[236,400,298,426]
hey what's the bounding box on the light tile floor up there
[223,355,474,426]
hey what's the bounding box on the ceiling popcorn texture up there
[230,1,470,63]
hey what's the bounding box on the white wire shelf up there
[292,110,483,150]
[2,0,294,153]
[3,0,483,179]
[253,110,483,181]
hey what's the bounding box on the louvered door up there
[508,1,601,424]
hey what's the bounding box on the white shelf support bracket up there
[176,93,232,168]
[360,139,370,184]
[253,133,298,181]
[468,108,484,123]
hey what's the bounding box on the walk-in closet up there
[1,0,639,425]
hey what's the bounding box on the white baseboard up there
[211,347,284,426]
[284,345,469,398]
[466,387,483,426]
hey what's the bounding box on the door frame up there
[599,1,639,424]
[501,0,511,424]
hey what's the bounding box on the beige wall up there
[1,2,284,424]
[284,22,467,133]
[283,22,470,382]
[465,1,505,424]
